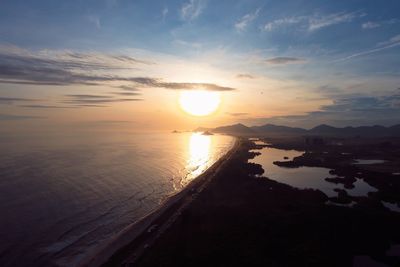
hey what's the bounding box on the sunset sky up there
[1,0,400,132]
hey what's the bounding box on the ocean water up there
[0,131,234,267]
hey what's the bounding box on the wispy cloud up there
[116,85,141,91]
[62,94,143,106]
[180,0,206,21]
[0,97,35,104]
[235,8,260,32]
[0,46,235,91]
[336,34,400,61]
[0,46,151,87]
[86,15,101,29]
[263,16,304,31]
[265,57,306,65]
[226,112,249,117]
[236,74,255,79]
[362,21,380,29]
[263,11,365,32]
[19,105,75,109]
[111,92,141,96]
[65,94,113,99]
[0,114,45,120]
[251,92,400,128]
[173,39,202,49]
[63,99,142,104]
[362,18,399,30]
[86,120,133,124]
[308,11,365,31]
[162,7,168,21]
[378,34,400,46]
[157,82,235,91]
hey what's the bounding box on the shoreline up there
[79,137,240,267]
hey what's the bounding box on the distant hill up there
[213,123,255,134]
[196,123,400,137]
[251,124,307,135]
[309,124,391,137]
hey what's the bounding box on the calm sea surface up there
[0,132,234,267]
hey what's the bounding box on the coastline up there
[79,137,240,267]
[129,138,400,267]
[81,136,400,267]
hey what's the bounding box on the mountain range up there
[196,123,400,137]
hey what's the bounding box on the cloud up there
[73,104,109,108]
[226,112,249,117]
[336,34,400,62]
[322,94,400,111]
[308,11,365,31]
[181,0,206,21]
[157,82,235,91]
[0,97,35,104]
[0,114,45,120]
[362,21,380,29]
[314,84,343,97]
[19,105,75,109]
[173,39,202,49]
[265,57,306,65]
[0,46,151,70]
[235,8,260,32]
[378,34,400,46]
[111,92,141,96]
[117,85,141,91]
[0,48,235,91]
[362,18,399,30]
[263,16,304,31]
[263,11,365,32]
[252,92,400,128]
[0,48,154,86]
[66,99,142,103]
[65,94,114,99]
[86,15,101,29]
[236,74,255,79]
[162,7,168,21]
[86,120,133,124]
[63,94,143,106]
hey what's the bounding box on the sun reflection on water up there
[182,133,211,185]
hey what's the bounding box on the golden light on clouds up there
[179,90,221,116]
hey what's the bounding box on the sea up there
[0,131,235,267]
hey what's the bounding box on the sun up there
[179,90,221,116]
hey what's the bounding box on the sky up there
[0,0,400,132]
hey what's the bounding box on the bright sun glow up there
[179,90,221,116]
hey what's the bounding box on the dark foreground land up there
[106,138,400,267]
